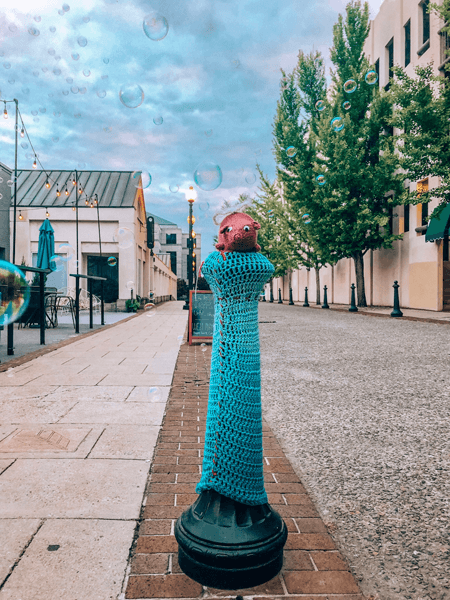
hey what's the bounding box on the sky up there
[0,0,383,255]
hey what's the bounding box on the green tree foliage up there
[391,62,450,218]
[311,0,403,306]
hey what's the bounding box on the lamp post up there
[7,98,19,356]
[183,185,197,311]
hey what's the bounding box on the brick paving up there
[124,342,367,600]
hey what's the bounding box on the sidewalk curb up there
[125,342,368,600]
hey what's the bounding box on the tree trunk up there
[353,251,367,307]
[315,267,320,305]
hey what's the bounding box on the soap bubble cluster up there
[0,261,30,326]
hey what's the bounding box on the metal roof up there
[14,170,139,208]
[148,213,179,226]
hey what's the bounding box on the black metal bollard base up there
[289,287,294,305]
[277,288,283,304]
[175,489,288,590]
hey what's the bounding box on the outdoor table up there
[69,273,107,333]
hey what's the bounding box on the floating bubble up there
[126,280,134,290]
[286,146,297,158]
[205,129,213,137]
[22,88,30,95]
[77,36,87,47]
[95,89,105,99]
[119,84,144,109]
[54,55,61,61]
[62,3,70,12]
[53,111,61,117]
[77,162,86,169]
[21,142,28,149]
[53,68,61,76]
[103,57,109,64]
[28,27,40,36]
[71,53,79,60]
[344,79,357,93]
[107,256,117,267]
[315,100,325,111]
[49,26,56,32]
[62,90,69,96]
[74,113,81,119]
[113,227,134,249]
[82,15,90,23]
[177,335,183,345]
[9,24,18,33]
[58,243,75,260]
[34,15,41,22]
[365,70,378,85]
[83,69,90,77]
[58,9,64,15]
[48,48,56,55]
[153,116,163,125]
[143,13,169,41]
[194,161,222,191]
[342,101,351,110]
[148,387,162,401]
[52,137,59,143]
[39,107,46,114]
[169,184,179,193]
[31,110,38,116]
[103,126,112,133]
[50,255,64,272]
[66,77,73,84]
[71,86,79,94]
[201,343,207,352]
[0,261,31,326]
[79,87,86,94]
[42,67,48,72]
[144,302,154,310]
[331,116,344,132]
[48,93,54,98]
[316,174,326,186]
[3,62,11,69]
[199,202,210,212]
[101,74,108,80]
[302,213,311,224]
[245,173,256,184]
[232,59,240,68]
[8,78,14,84]
[131,171,152,189]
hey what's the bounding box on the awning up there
[425,203,450,242]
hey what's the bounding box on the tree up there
[390,61,450,219]
[310,0,404,306]
[177,277,188,299]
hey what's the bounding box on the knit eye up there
[243,225,250,232]
[226,226,233,232]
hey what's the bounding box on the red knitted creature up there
[215,212,261,254]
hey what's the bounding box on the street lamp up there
[183,185,197,311]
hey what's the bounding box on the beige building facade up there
[270,0,449,311]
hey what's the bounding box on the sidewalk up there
[0,301,187,600]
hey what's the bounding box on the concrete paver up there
[0,301,188,598]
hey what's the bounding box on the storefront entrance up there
[87,255,118,303]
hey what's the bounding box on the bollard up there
[289,287,294,305]
[175,230,287,590]
[303,286,309,307]
[269,287,274,303]
[262,288,266,302]
[322,285,329,309]
[278,288,283,304]
[349,283,358,312]
[390,280,403,317]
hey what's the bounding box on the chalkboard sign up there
[189,290,214,344]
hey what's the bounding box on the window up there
[404,20,411,66]
[385,37,394,90]
[439,27,450,70]
[375,58,380,81]
[387,198,394,234]
[169,251,177,275]
[421,201,429,227]
[422,0,430,44]
[404,204,410,232]
[417,178,429,235]
[166,233,177,245]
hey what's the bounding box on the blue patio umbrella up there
[37,218,56,271]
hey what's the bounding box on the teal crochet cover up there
[195,251,275,506]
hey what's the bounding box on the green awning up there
[425,203,450,242]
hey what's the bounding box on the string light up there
[45,179,50,189]
[90,201,94,208]
[192,231,196,238]
[3,103,7,120]
[64,187,69,196]
[78,187,82,194]
[94,194,98,205]
[20,127,25,138]
[85,198,89,206]
[18,211,23,221]
[72,178,76,185]
[192,252,196,257]
[56,188,61,197]
[45,210,50,218]
[72,205,76,211]
[32,157,37,169]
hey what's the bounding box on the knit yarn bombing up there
[195,250,275,505]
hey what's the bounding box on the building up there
[148,213,202,285]
[0,162,12,262]
[272,0,450,311]
[11,170,176,306]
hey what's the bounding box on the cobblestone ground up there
[259,304,450,600]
